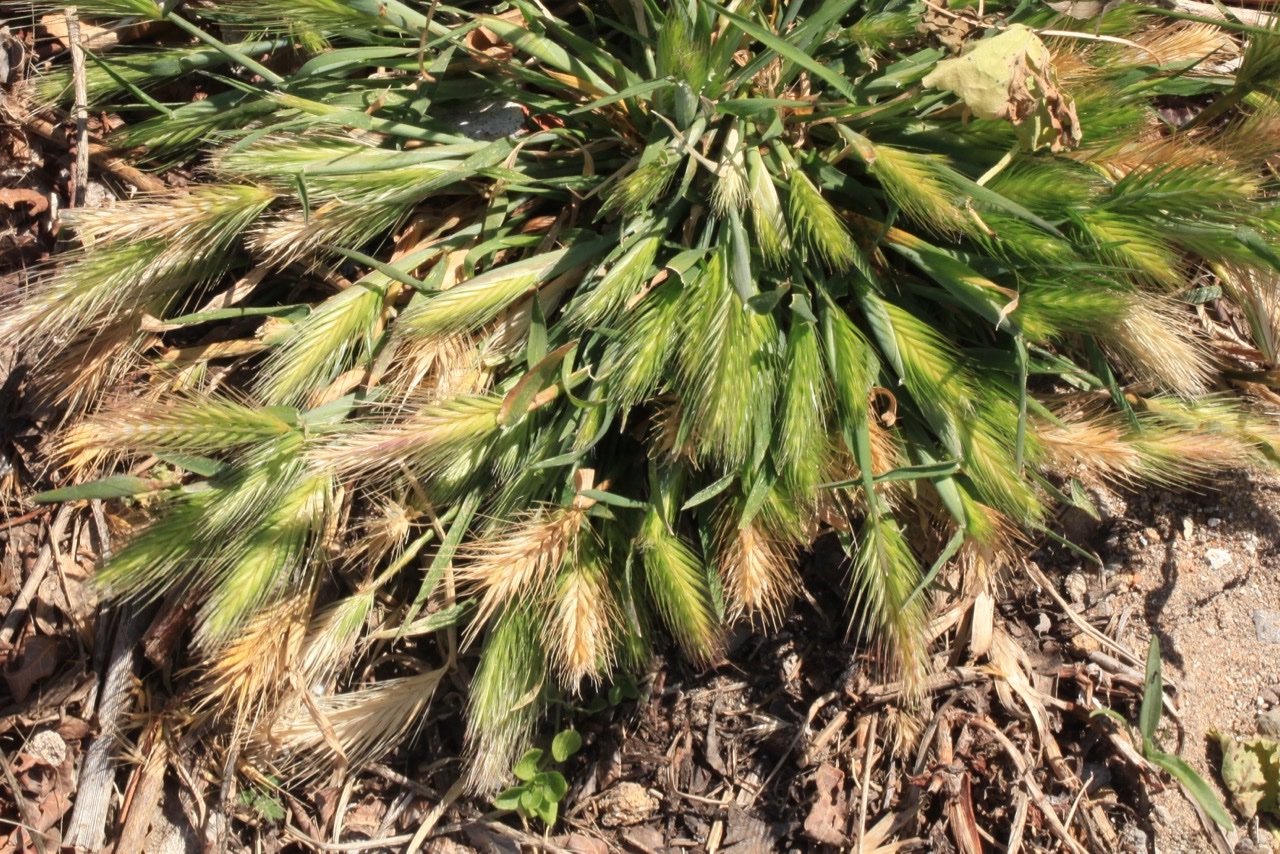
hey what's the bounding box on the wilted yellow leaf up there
[922,25,1082,152]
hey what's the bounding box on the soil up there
[1061,469,1280,854]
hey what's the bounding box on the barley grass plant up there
[13,0,1280,791]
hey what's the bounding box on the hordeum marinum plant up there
[13,0,1280,791]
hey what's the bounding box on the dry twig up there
[64,8,89,208]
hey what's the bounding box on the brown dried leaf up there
[918,5,980,54]
[312,786,342,833]
[55,715,92,743]
[803,763,850,845]
[4,636,60,702]
[465,25,515,62]
[343,798,386,838]
[0,189,48,216]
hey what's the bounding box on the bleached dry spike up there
[546,558,618,690]
[718,521,800,626]
[1106,294,1216,396]
[199,591,314,730]
[457,506,589,638]
[257,669,445,776]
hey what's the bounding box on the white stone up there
[1205,548,1232,570]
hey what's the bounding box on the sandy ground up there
[1055,467,1280,853]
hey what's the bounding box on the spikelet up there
[777,320,834,497]
[1078,210,1181,286]
[868,144,968,235]
[788,167,860,271]
[567,236,663,329]
[716,520,799,626]
[59,392,296,463]
[676,253,780,468]
[746,148,790,267]
[199,590,314,729]
[311,394,502,483]
[457,503,591,637]
[603,147,680,217]
[397,249,574,341]
[347,497,420,565]
[35,318,150,423]
[711,123,749,217]
[465,608,546,793]
[1104,294,1215,396]
[256,277,392,406]
[601,282,682,411]
[196,470,334,645]
[1035,397,1268,486]
[1217,264,1280,364]
[0,185,273,352]
[1116,23,1237,66]
[381,333,490,405]
[1036,402,1145,484]
[849,510,929,692]
[638,506,722,663]
[252,203,411,266]
[544,541,619,690]
[297,589,379,691]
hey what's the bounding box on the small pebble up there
[1256,610,1280,645]
[1064,572,1088,604]
[1257,709,1280,738]
[25,730,67,767]
[1206,548,1233,571]
[1120,824,1149,854]
[1207,517,1222,527]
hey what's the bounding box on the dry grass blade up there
[258,669,446,775]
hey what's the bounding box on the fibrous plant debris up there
[2,0,1280,839]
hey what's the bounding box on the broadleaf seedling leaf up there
[537,770,569,802]
[552,729,582,762]
[514,749,543,782]
[520,785,545,814]
[494,786,525,811]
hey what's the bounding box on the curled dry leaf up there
[922,25,1082,152]
[1212,730,1279,820]
[0,189,49,215]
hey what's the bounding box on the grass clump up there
[11,0,1280,792]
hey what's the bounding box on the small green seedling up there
[494,729,583,827]
[1092,637,1233,828]
[238,780,286,823]
[580,671,641,715]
